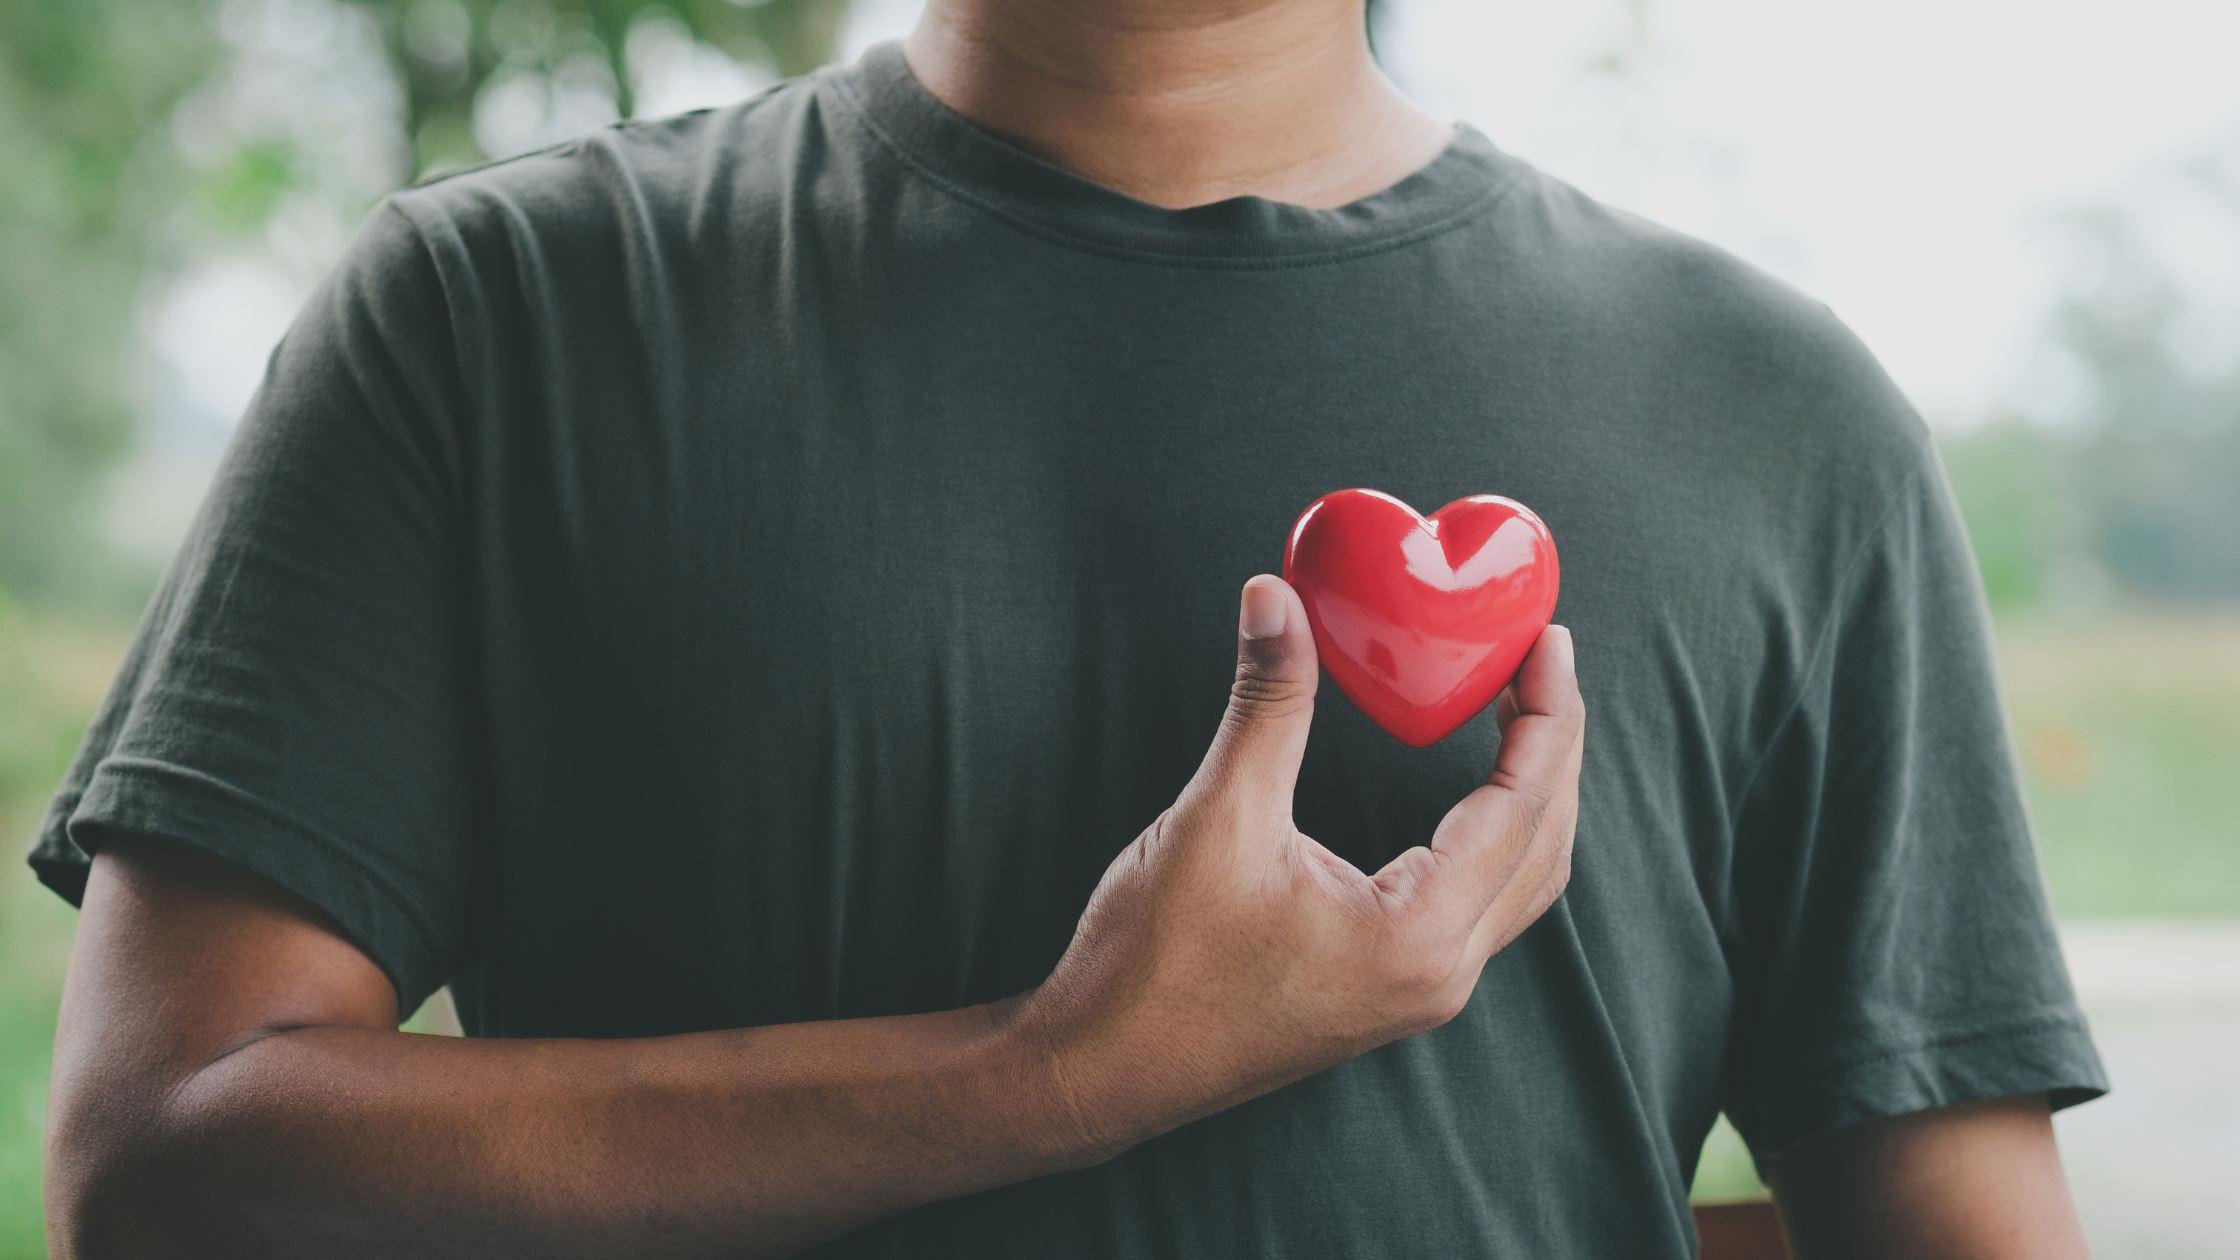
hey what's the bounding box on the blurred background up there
[1,0,2234,1254]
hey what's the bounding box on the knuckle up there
[1517,779,1560,815]
[1537,866,1571,913]
[1376,952,1454,1008]
[1226,673,1312,719]
[1553,682,1588,721]
[1484,769,1559,817]
[1548,850,1574,893]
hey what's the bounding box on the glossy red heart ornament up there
[1283,489,1560,748]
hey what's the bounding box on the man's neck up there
[902,0,1452,210]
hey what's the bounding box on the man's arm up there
[45,580,1583,1258]
[51,830,1075,1259]
[1767,1092,2092,1259]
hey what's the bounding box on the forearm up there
[58,1001,1092,1259]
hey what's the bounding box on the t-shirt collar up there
[825,41,1526,266]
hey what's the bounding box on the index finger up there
[1479,624,1581,807]
[1383,625,1583,929]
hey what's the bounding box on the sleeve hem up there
[1737,1008,2108,1166]
[54,755,456,1016]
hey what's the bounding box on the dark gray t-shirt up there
[34,43,2103,1258]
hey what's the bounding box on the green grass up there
[1690,1115,1766,1202]
[1,609,2234,1234]
[1999,613,2240,916]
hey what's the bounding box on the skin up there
[47,582,1583,1256]
[48,3,2096,1255]
[903,0,1454,209]
[1768,1093,2093,1260]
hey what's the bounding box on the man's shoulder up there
[1470,158,1933,486]
[1503,168,1894,387]
[378,72,838,257]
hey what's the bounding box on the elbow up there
[44,1063,210,1260]
[45,1133,161,1259]
[45,1144,156,1260]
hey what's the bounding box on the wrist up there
[974,991,1143,1174]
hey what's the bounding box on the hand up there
[1004,575,1584,1157]
[44,575,1579,1257]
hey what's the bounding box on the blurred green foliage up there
[200,136,303,234]
[1940,414,2240,615]
[1,0,854,618]
[0,599,126,1256]
[1940,420,2068,609]
[0,0,222,606]
[2055,194,2240,604]
[358,0,849,174]
[1941,160,2240,612]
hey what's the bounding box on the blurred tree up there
[1,0,850,608]
[0,0,222,604]
[1940,130,2240,615]
[2052,195,2240,604]
[1938,420,2070,611]
[352,0,849,174]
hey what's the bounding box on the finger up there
[1412,754,1577,957]
[1383,625,1583,926]
[1461,787,1576,961]
[1180,576,1319,825]
[1493,686,1520,734]
[1482,625,1581,802]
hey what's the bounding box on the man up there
[34,0,2103,1255]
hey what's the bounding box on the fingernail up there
[1551,625,1575,673]
[1241,579,1288,639]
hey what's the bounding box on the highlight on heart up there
[1282,488,1561,748]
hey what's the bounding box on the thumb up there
[1185,575,1320,821]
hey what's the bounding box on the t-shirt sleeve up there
[1720,446,2107,1164]
[28,200,477,1016]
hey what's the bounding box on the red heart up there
[1282,489,1561,748]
